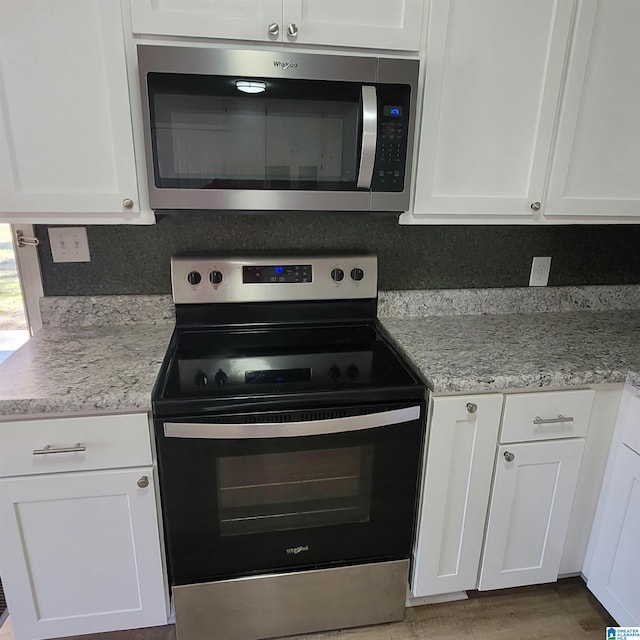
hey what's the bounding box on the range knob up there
[187,270,202,285]
[346,365,359,380]
[328,366,341,380]
[350,268,365,282]
[195,371,208,387]
[214,369,228,387]
[330,268,344,282]
[209,270,223,285]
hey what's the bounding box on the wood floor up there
[0,578,616,640]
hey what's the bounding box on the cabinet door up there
[0,468,167,640]
[479,439,585,590]
[283,0,424,51]
[0,1,141,221]
[411,0,574,219]
[545,0,640,218]
[411,394,502,597]
[587,430,640,625]
[129,0,282,41]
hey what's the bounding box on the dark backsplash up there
[35,213,640,295]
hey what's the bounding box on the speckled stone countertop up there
[1,290,640,417]
[0,296,174,417]
[0,324,174,417]
[380,311,640,394]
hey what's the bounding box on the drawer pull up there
[32,443,86,455]
[504,451,515,462]
[532,415,574,425]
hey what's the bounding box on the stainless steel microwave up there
[137,46,419,213]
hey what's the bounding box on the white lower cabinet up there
[411,394,503,596]
[478,439,585,590]
[0,414,168,640]
[412,388,602,598]
[587,386,640,626]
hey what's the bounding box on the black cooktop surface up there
[155,322,420,403]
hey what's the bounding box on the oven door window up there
[217,446,373,537]
[147,74,361,191]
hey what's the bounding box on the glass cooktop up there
[158,323,418,400]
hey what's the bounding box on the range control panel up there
[171,254,378,304]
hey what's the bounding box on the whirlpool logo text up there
[285,545,309,555]
[273,60,299,70]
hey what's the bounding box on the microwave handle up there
[164,405,420,439]
[356,85,378,189]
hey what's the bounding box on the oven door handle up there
[356,85,377,190]
[163,405,420,439]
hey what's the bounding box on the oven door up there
[156,403,425,585]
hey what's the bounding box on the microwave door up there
[356,86,377,190]
[143,67,374,211]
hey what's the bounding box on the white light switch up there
[48,227,91,263]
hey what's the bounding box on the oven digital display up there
[245,368,311,384]
[243,265,312,283]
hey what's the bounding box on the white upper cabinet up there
[129,0,424,51]
[0,1,151,224]
[284,0,424,50]
[130,0,283,42]
[545,0,640,218]
[409,0,574,220]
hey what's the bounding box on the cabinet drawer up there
[0,414,152,478]
[500,390,595,443]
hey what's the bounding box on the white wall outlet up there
[529,256,551,287]
[48,227,91,263]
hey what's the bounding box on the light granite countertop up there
[1,291,639,417]
[0,323,174,417]
[380,310,640,393]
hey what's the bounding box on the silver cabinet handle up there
[356,86,377,189]
[122,198,134,210]
[165,405,420,440]
[137,476,149,488]
[287,23,298,38]
[504,451,515,462]
[530,201,541,211]
[533,414,574,425]
[268,22,279,36]
[466,402,477,414]
[33,443,86,455]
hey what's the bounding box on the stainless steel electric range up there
[152,254,428,640]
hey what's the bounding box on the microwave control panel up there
[371,85,411,193]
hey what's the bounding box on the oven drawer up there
[500,390,595,443]
[0,414,152,478]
